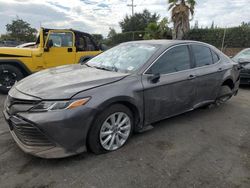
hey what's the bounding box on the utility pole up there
[127,0,136,40]
[127,0,136,16]
[221,27,227,51]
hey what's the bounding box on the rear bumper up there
[240,72,250,85]
[233,79,240,95]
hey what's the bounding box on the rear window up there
[211,50,220,63]
[192,44,213,67]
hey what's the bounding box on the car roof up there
[42,28,93,38]
[123,39,212,48]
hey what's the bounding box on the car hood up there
[15,64,128,100]
[0,47,32,57]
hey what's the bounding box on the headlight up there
[30,98,90,112]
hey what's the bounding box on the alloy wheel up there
[99,112,131,151]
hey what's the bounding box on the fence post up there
[221,28,227,51]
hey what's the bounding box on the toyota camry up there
[3,40,240,158]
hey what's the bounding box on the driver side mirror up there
[44,39,53,52]
[148,73,160,83]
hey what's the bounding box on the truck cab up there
[0,28,102,94]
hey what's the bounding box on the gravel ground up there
[0,87,250,188]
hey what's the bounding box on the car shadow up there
[239,85,250,90]
[25,103,225,164]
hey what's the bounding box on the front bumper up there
[3,105,96,158]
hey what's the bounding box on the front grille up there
[7,95,38,106]
[10,116,54,147]
[6,95,39,115]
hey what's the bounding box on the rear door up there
[43,30,76,68]
[190,44,224,106]
[142,44,197,124]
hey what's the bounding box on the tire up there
[88,104,134,154]
[216,85,233,105]
[0,64,24,94]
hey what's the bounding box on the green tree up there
[119,9,160,32]
[92,34,104,44]
[0,34,14,41]
[144,18,171,39]
[5,18,37,42]
[194,20,199,29]
[144,22,159,39]
[211,21,215,29]
[241,22,250,28]
[107,27,117,39]
[168,0,196,39]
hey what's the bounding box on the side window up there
[211,50,220,63]
[47,32,73,47]
[148,45,191,74]
[84,36,96,51]
[192,44,213,67]
[76,36,86,51]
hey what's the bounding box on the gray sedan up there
[3,40,240,158]
[232,48,250,85]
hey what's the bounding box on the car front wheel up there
[88,104,133,154]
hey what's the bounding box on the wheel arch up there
[221,77,234,90]
[78,55,95,64]
[98,97,141,127]
[0,59,32,76]
[88,96,142,135]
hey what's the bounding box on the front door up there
[142,45,197,124]
[43,31,76,68]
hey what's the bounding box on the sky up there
[0,0,249,37]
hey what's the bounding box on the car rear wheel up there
[0,64,24,94]
[88,104,133,154]
[216,85,233,105]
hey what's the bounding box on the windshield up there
[233,49,250,62]
[86,43,159,73]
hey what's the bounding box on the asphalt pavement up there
[0,87,250,188]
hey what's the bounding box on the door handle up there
[68,48,73,52]
[188,74,196,80]
[217,68,223,72]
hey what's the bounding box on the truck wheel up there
[0,64,24,94]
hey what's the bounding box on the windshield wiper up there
[85,63,118,72]
[84,63,92,67]
[93,66,113,71]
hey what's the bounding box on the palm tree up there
[168,0,196,39]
